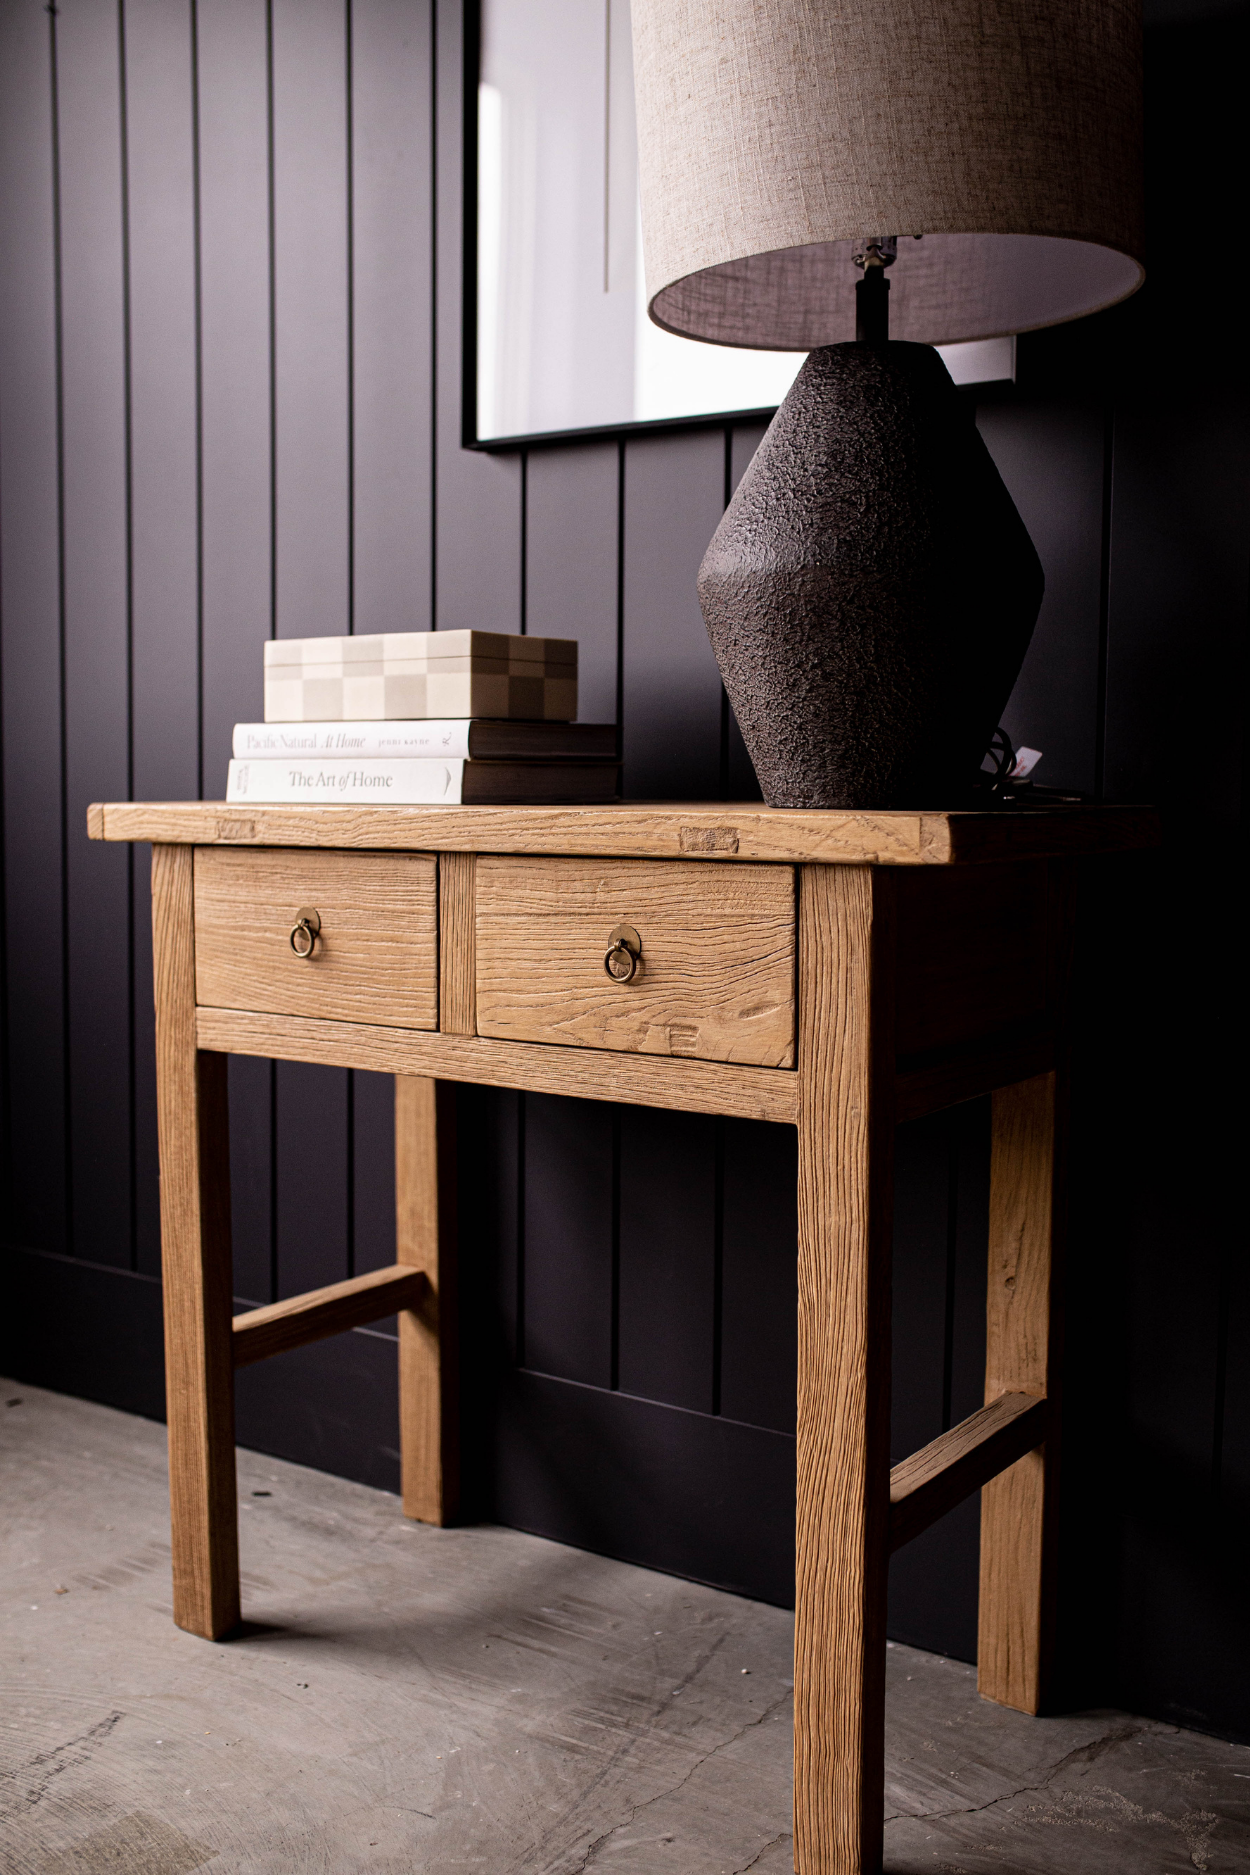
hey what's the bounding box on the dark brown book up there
[459,761,620,804]
[459,720,617,759]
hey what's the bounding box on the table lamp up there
[630,0,1145,808]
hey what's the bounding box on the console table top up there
[88,799,1159,867]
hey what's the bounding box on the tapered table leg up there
[794,865,896,1875]
[978,1068,1065,1712]
[395,1075,459,1525]
[151,844,239,1639]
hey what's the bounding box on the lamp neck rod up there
[855,266,890,345]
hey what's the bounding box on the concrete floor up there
[2,1382,1247,1875]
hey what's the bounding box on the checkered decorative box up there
[263,631,578,723]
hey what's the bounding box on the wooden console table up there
[88,799,1156,1875]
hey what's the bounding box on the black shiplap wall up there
[1,0,1247,1739]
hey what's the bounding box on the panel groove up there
[265,0,277,641]
[121,0,138,1273]
[190,0,205,798]
[345,0,355,634]
[49,0,73,1256]
[1094,404,1114,802]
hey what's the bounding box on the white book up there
[225,756,620,806]
[232,719,617,760]
[228,757,463,804]
[234,721,478,760]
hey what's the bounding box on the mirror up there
[473,0,1014,446]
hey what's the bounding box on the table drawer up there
[193,847,439,1029]
[475,856,795,1067]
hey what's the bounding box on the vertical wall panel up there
[269,0,354,1280]
[725,420,767,800]
[433,0,521,630]
[0,0,68,1252]
[197,0,275,1291]
[526,442,619,724]
[275,1060,350,1298]
[615,430,725,1434]
[1102,391,1249,1725]
[352,0,434,635]
[229,1052,274,1305]
[351,1068,396,1275]
[887,1101,989,1665]
[1104,398,1248,817]
[125,0,200,1276]
[459,1083,520,1519]
[729,421,768,490]
[621,429,724,799]
[1222,1244,1250,1598]
[979,403,1107,794]
[126,0,199,802]
[58,0,132,1265]
[521,1093,614,1388]
[198,0,271,793]
[272,0,350,638]
[719,1117,796,1432]
[947,1098,990,1426]
[618,1106,716,1413]
[887,1115,951,1467]
[132,842,161,1273]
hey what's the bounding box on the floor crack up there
[883,1722,1147,1826]
[567,1684,794,1874]
[732,1827,791,1873]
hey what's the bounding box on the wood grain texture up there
[889,1391,1051,1553]
[89,800,1161,865]
[194,1006,799,1125]
[193,846,438,1030]
[794,864,895,1875]
[396,1077,459,1525]
[476,856,795,1067]
[439,851,476,1035]
[151,844,239,1640]
[232,1262,426,1367]
[979,1071,1062,1715]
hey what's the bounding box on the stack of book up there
[226,631,620,804]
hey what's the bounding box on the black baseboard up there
[8,1242,1247,1744]
[233,1328,401,1494]
[2,1243,402,1494]
[4,1245,168,1422]
[486,1366,797,1607]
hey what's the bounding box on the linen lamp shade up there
[632,0,1146,351]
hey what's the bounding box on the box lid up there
[264,631,577,674]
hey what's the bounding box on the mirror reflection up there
[474,0,1012,445]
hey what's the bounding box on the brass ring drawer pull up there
[603,924,642,983]
[289,907,322,958]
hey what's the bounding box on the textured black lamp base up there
[697,343,1045,809]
